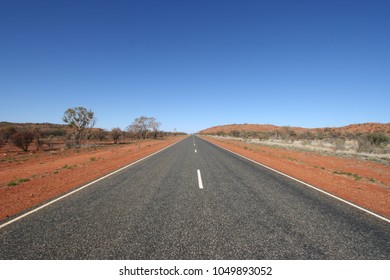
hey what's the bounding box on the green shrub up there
[7,178,30,186]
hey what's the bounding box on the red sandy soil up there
[202,136,390,219]
[200,122,390,135]
[0,136,186,221]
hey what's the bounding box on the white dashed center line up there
[197,169,203,189]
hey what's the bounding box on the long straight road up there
[1,136,389,259]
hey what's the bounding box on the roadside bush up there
[367,133,389,146]
[93,129,108,141]
[40,128,67,138]
[0,126,17,143]
[298,131,315,140]
[11,131,35,152]
[34,128,43,151]
[239,131,249,139]
[356,133,390,153]
[280,127,297,142]
[111,128,122,144]
[231,130,240,137]
[315,131,325,140]
[65,134,78,149]
[246,131,258,138]
[46,135,56,150]
[258,132,273,140]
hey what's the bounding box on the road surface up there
[1,136,389,259]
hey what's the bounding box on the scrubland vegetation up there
[200,124,390,164]
[0,106,185,153]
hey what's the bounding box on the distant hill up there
[0,122,68,131]
[199,123,390,135]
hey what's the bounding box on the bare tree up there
[63,106,95,146]
[126,124,139,140]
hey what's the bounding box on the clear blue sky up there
[1,0,389,133]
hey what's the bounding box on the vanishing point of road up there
[1,136,389,259]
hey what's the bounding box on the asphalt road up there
[1,136,389,259]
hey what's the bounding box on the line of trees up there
[62,107,165,146]
[0,106,180,152]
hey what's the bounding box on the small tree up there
[126,125,140,140]
[111,128,122,144]
[128,116,162,140]
[93,128,108,142]
[34,128,43,151]
[149,117,161,139]
[132,116,149,139]
[12,131,35,152]
[63,106,95,146]
[1,126,17,143]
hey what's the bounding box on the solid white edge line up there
[200,137,390,224]
[197,169,204,189]
[0,137,188,230]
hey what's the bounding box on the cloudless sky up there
[1,0,389,133]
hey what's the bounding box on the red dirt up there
[202,136,390,219]
[0,136,186,221]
